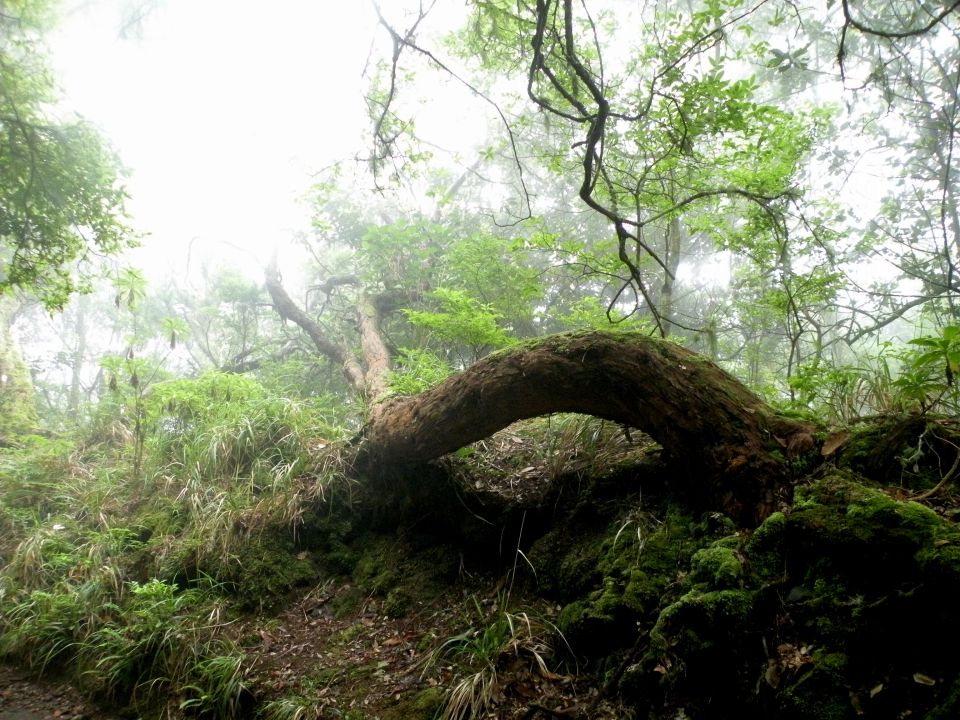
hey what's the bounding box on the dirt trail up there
[0,665,121,720]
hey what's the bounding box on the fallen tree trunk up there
[355,331,816,524]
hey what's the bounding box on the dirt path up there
[0,665,121,720]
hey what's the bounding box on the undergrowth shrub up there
[139,372,347,584]
[1,571,249,718]
[425,594,566,720]
[0,372,348,718]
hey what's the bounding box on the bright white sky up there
[48,0,383,282]
[43,0,898,295]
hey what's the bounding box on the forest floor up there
[0,664,122,720]
[0,585,620,720]
[227,421,646,719]
[5,417,960,719]
[1,421,639,720]
[232,579,625,719]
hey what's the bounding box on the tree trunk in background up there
[264,259,391,400]
[356,331,815,524]
[68,294,89,414]
[0,297,38,443]
[659,213,685,338]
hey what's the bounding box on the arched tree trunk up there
[355,331,815,524]
[263,264,816,524]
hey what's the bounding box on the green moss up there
[778,665,854,720]
[550,505,713,657]
[353,547,398,594]
[412,687,445,715]
[336,622,367,644]
[545,464,960,718]
[636,588,758,715]
[383,588,413,618]
[526,524,607,600]
[689,544,742,589]
[557,563,664,651]
[346,535,453,613]
[557,596,612,653]
[331,586,365,619]
[308,666,341,688]
[927,677,960,719]
[917,539,960,589]
[379,686,445,720]
[621,567,661,611]
[211,536,316,612]
[789,474,944,581]
[812,650,848,679]
[844,487,939,538]
[745,511,786,582]
[648,588,754,665]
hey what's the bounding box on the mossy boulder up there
[623,587,759,714]
[223,536,317,612]
[784,474,960,713]
[745,510,786,582]
[613,472,960,718]
[777,656,854,720]
[551,507,719,657]
[689,543,743,589]
[771,473,960,716]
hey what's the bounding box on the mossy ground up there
[4,415,960,719]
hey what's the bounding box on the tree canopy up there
[0,0,132,310]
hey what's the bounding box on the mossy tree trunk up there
[355,332,815,524]
[265,266,816,524]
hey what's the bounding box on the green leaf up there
[947,351,960,374]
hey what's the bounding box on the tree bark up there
[265,260,394,400]
[265,259,367,391]
[356,331,815,524]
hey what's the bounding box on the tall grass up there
[0,372,347,718]
[424,594,567,720]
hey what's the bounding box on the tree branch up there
[264,258,366,392]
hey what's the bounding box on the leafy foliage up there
[404,288,516,362]
[0,2,133,309]
[425,595,562,720]
[388,347,451,395]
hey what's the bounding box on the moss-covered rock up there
[550,506,718,657]
[223,536,317,612]
[610,471,960,718]
[745,510,786,582]
[689,543,742,589]
[766,473,960,719]
[777,661,854,720]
